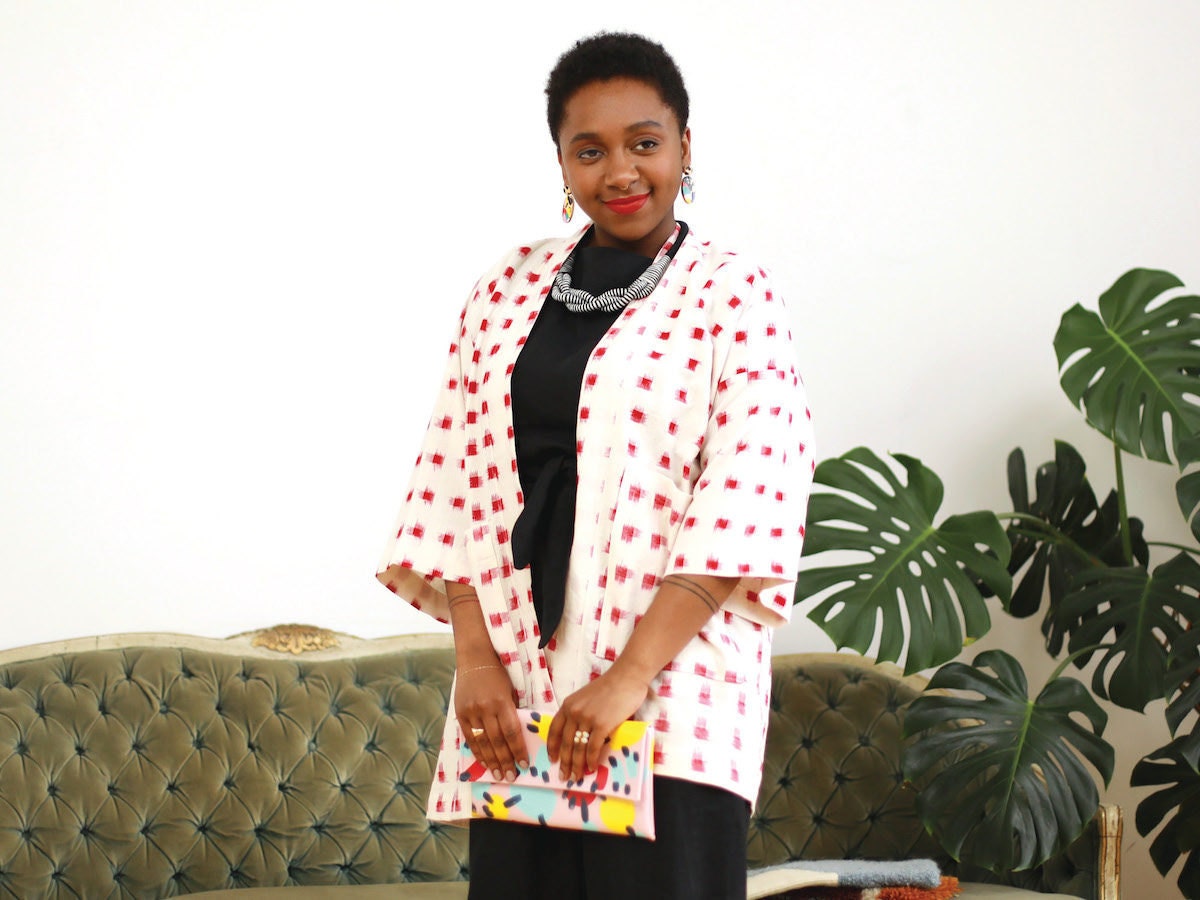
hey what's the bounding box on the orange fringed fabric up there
[783,875,961,900]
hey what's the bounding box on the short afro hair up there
[545,32,689,144]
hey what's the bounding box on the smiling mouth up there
[603,193,650,215]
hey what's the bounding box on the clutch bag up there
[457,709,656,840]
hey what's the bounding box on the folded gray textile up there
[749,858,942,889]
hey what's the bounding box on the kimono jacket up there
[377,225,815,820]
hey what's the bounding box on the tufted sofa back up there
[0,634,465,897]
[749,653,937,865]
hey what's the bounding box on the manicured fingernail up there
[505,769,516,783]
[492,769,502,780]
[518,759,529,770]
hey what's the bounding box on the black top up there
[509,242,655,647]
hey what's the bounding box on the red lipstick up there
[603,193,650,215]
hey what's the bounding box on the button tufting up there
[75,743,87,757]
[47,783,59,797]
[159,700,169,714]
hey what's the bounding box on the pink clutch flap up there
[457,709,656,840]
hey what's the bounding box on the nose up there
[604,149,638,191]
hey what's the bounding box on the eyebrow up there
[567,120,666,144]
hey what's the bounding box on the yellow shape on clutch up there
[598,796,637,833]
[608,719,647,751]
[481,792,513,820]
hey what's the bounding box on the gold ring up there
[470,727,485,738]
[573,730,590,744]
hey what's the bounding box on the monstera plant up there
[795,269,1200,895]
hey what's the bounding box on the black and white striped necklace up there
[550,222,689,314]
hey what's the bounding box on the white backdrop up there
[2,2,1198,894]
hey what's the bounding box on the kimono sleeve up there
[376,301,476,624]
[664,267,816,627]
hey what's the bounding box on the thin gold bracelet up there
[457,664,502,678]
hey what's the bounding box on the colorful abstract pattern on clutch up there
[458,710,657,840]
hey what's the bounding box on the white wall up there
[2,1,1197,894]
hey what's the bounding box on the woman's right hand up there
[454,663,528,783]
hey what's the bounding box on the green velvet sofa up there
[0,627,1120,899]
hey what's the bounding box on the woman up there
[378,32,814,900]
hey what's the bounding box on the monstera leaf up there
[1166,628,1200,739]
[1133,730,1200,899]
[1056,554,1200,712]
[903,650,1114,873]
[1176,435,1200,544]
[1003,443,1147,653]
[1055,268,1200,464]
[1178,472,1200,544]
[795,448,1012,674]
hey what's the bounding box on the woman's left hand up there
[547,668,650,782]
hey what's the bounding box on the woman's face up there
[557,77,691,258]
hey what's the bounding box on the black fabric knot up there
[511,454,577,648]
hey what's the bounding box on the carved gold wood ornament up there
[250,624,340,654]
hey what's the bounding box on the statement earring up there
[680,167,696,204]
[562,185,575,223]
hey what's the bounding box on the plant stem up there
[1048,643,1111,683]
[1001,513,1104,567]
[1114,441,1133,566]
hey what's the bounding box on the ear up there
[680,127,692,170]
[557,147,569,190]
